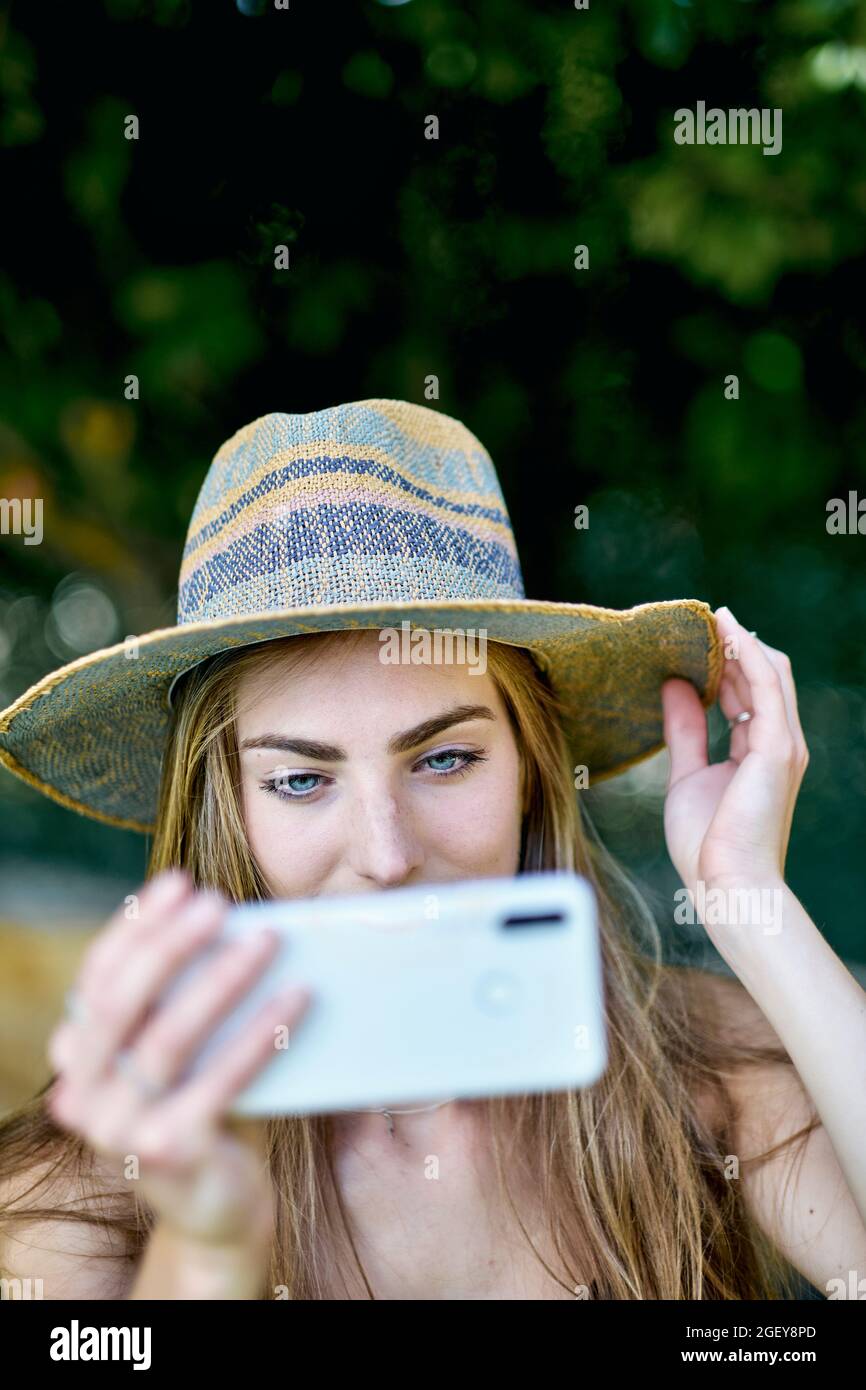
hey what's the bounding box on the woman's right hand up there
[44,868,311,1253]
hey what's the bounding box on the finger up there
[48,886,221,1079]
[750,643,806,851]
[119,927,285,1092]
[715,611,757,714]
[50,1072,215,1174]
[47,933,290,1149]
[718,644,772,768]
[719,643,753,714]
[50,892,228,1089]
[54,929,285,1142]
[79,870,194,988]
[50,872,195,1062]
[662,678,708,787]
[720,617,808,779]
[717,672,751,764]
[753,638,808,764]
[718,615,803,747]
[144,986,312,1133]
[714,609,794,763]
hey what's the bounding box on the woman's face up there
[234,632,525,898]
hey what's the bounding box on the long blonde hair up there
[0,632,818,1297]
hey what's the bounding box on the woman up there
[0,399,863,1300]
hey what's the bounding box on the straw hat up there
[0,399,722,834]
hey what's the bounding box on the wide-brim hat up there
[0,399,722,834]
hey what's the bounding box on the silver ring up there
[728,710,753,729]
[64,988,89,1027]
[114,1049,168,1102]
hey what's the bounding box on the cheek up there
[482,786,523,852]
[241,784,332,890]
[243,787,280,859]
[430,756,523,865]
[244,778,297,850]
[241,785,279,874]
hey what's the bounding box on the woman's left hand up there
[661,606,809,897]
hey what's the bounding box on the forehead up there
[234,630,504,729]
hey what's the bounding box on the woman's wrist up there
[128,1219,272,1300]
[689,872,790,967]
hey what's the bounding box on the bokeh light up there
[44,577,119,658]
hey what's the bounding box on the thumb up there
[662,678,708,788]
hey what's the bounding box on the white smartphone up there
[158,870,607,1117]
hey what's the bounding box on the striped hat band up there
[177,399,525,624]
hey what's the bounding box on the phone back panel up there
[164,871,607,1116]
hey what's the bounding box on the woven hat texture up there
[0,399,722,833]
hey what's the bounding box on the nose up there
[347,784,424,888]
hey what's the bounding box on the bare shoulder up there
[0,1154,139,1300]
[673,965,866,1293]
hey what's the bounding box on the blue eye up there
[260,748,487,803]
[420,749,487,777]
[261,772,325,801]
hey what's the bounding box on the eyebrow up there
[240,703,496,761]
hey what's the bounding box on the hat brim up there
[0,597,722,834]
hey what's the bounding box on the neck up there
[330,1095,485,1159]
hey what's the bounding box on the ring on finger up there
[727,710,753,730]
[114,1049,169,1102]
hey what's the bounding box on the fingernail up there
[183,891,225,923]
[717,605,736,622]
[146,869,191,909]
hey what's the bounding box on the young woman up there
[0,400,863,1300]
